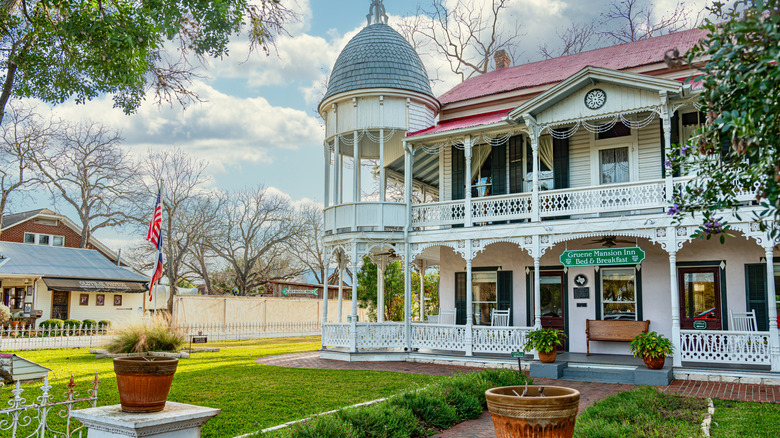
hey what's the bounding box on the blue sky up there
[14,0,710,252]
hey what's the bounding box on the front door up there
[540,272,566,350]
[52,291,69,320]
[679,267,722,330]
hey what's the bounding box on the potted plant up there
[107,314,184,412]
[486,385,580,438]
[523,328,566,363]
[629,331,673,369]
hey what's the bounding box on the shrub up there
[63,319,83,328]
[0,304,10,325]
[269,415,358,438]
[98,320,112,327]
[338,403,424,438]
[106,313,184,353]
[389,390,459,430]
[82,319,97,328]
[39,319,64,329]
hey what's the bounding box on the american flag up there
[149,234,164,301]
[146,186,162,247]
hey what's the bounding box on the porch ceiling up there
[387,151,439,188]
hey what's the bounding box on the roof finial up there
[367,0,388,26]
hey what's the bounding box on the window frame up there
[678,264,725,330]
[23,232,65,246]
[589,118,639,186]
[598,267,639,321]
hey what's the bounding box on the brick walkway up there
[257,353,780,438]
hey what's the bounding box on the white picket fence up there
[0,322,321,350]
[0,374,99,437]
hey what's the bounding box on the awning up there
[42,278,147,293]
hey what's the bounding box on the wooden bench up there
[585,319,650,355]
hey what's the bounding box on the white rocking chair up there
[729,310,757,331]
[491,309,510,327]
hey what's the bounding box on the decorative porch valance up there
[42,278,147,293]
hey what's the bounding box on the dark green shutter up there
[452,146,465,200]
[745,264,769,331]
[492,143,507,196]
[552,136,569,189]
[455,272,467,325]
[497,271,513,325]
[509,136,524,193]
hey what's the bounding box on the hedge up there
[39,319,64,329]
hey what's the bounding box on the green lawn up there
[711,399,780,437]
[4,337,442,438]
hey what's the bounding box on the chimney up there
[494,50,511,70]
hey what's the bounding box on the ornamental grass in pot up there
[108,313,185,413]
[523,328,566,363]
[629,331,673,369]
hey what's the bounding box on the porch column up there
[765,245,779,371]
[379,127,386,202]
[417,260,427,322]
[323,143,331,208]
[533,256,542,329]
[669,249,682,367]
[403,255,412,350]
[337,254,345,322]
[351,244,359,319]
[464,137,473,227]
[375,254,389,323]
[321,255,330,350]
[353,131,360,231]
[335,137,343,205]
[465,239,474,356]
[660,91,674,204]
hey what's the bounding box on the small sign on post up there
[189,334,208,351]
[511,351,524,373]
[693,320,707,330]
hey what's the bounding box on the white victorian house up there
[318,3,779,381]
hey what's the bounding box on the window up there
[472,271,497,325]
[679,267,722,329]
[601,268,636,320]
[597,123,631,140]
[22,232,64,246]
[525,135,554,191]
[471,144,493,197]
[599,147,630,184]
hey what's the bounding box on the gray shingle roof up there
[0,242,147,281]
[1,209,56,229]
[323,24,434,101]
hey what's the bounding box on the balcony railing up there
[324,202,406,234]
[538,179,666,217]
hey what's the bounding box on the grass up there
[574,386,707,438]
[711,399,780,437]
[4,337,442,438]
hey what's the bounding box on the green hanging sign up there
[559,247,646,267]
[693,320,707,330]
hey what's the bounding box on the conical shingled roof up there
[322,23,434,102]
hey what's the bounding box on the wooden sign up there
[191,336,208,344]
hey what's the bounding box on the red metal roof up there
[438,28,709,105]
[407,109,511,137]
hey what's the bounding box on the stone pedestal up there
[71,402,220,438]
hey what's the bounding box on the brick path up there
[257,353,780,438]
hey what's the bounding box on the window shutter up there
[552,136,569,189]
[452,146,465,200]
[745,264,769,331]
[492,143,507,196]
[455,272,467,325]
[497,270,513,325]
[509,136,524,193]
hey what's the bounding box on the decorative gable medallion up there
[584,88,607,110]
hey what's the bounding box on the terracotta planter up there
[642,355,665,369]
[537,350,557,363]
[114,357,178,413]
[486,386,580,438]
[10,320,20,328]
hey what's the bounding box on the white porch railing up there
[356,322,405,349]
[410,323,468,351]
[324,202,406,233]
[322,323,350,348]
[472,193,532,222]
[411,200,466,227]
[680,330,771,365]
[472,326,532,354]
[539,179,666,217]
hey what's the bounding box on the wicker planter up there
[642,355,665,369]
[486,386,580,438]
[537,349,557,363]
[113,357,178,413]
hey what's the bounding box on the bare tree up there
[599,0,699,44]
[31,120,138,248]
[539,21,599,59]
[401,0,523,81]
[181,194,224,295]
[287,201,326,285]
[209,186,303,296]
[0,102,53,231]
[136,148,210,311]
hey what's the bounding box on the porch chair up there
[491,309,510,327]
[729,310,758,331]
[438,309,456,325]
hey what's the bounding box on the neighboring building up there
[0,242,149,325]
[1,209,123,264]
[319,2,780,375]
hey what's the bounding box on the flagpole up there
[155,179,163,315]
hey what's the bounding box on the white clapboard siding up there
[440,147,452,201]
[637,118,663,181]
[409,101,435,133]
[0,354,51,383]
[569,128,591,188]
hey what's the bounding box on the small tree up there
[668,0,780,239]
